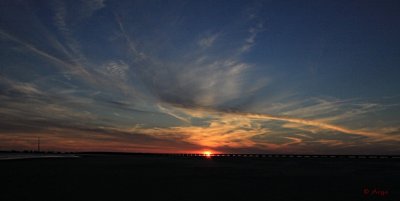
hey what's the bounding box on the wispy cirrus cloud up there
[0,30,87,74]
[0,77,43,96]
[138,103,400,150]
[198,33,219,48]
[105,2,269,108]
[239,22,264,53]
[123,115,268,148]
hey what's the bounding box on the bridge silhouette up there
[160,153,400,159]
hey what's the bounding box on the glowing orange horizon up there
[203,151,213,157]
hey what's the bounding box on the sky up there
[0,0,399,154]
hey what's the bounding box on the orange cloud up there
[160,105,400,143]
[129,116,268,148]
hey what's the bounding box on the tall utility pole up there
[37,137,40,152]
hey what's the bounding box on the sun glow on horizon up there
[203,151,212,158]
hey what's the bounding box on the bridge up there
[169,154,400,159]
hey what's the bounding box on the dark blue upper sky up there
[0,0,399,154]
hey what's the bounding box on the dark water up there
[1,154,399,201]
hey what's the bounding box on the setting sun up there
[203,151,212,158]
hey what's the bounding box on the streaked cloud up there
[149,103,400,146]
[198,33,219,48]
[240,22,264,53]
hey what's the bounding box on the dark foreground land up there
[1,153,399,201]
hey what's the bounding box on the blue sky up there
[0,0,399,154]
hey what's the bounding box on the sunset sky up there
[1,0,399,154]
